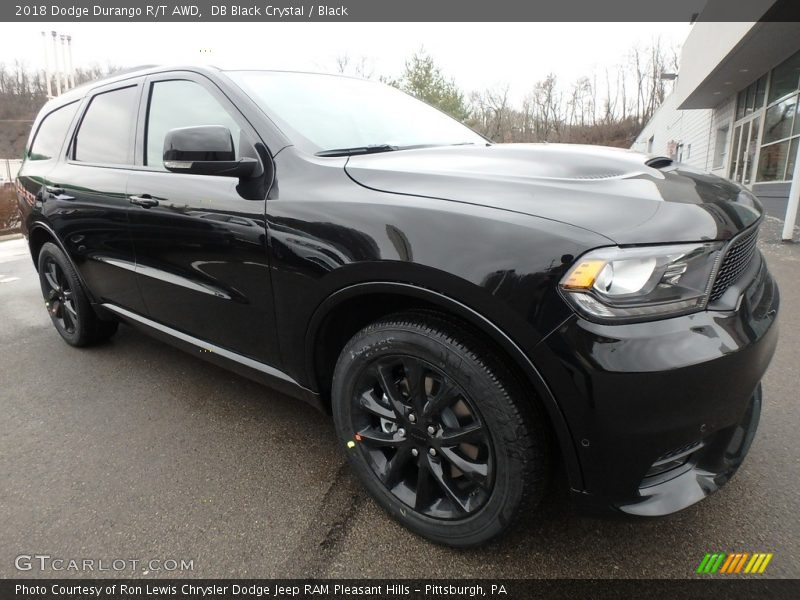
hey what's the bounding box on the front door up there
[126,73,278,366]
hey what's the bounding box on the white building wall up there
[631,92,715,171]
[633,92,737,177]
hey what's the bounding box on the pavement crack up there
[278,461,365,577]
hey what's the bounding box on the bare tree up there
[333,54,374,79]
[470,85,511,140]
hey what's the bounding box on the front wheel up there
[331,312,550,546]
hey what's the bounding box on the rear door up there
[125,72,278,366]
[44,80,147,314]
[16,100,80,233]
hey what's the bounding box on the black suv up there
[16,66,779,546]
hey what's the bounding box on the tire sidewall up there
[332,324,530,547]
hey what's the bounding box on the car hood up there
[345,144,762,244]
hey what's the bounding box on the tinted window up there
[146,80,240,169]
[763,94,797,144]
[756,140,790,182]
[74,86,138,164]
[28,102,79,161]
[768,50,800,104]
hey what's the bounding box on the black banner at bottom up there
[3,579,799,600]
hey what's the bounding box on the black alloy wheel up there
[332,311,550,547]
[351,355,494,519]
[42,257,79,335]
[37,242,118,347]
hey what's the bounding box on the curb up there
[0,233,23,242]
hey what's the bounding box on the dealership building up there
[632,0,800,237]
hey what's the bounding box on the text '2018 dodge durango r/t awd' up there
[16,66,779,546]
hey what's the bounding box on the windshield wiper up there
[315,142,487,157]
[316,144,398,157]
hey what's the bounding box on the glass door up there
[743,116,760,186]
[729,75,769,188]
[729,116,761,187]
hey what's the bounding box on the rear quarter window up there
[27,102,79,161]
[73,85,139,165]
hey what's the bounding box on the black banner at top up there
[3,0,800,23]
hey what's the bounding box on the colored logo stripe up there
[744,553,774,574]
[720,553,749,573]
[697,553,726,574]
[698,553,773,574]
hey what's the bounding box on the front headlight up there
[559,242,723,322]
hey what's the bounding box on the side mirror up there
[163,125,258,178]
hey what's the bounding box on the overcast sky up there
[1,22,692,103]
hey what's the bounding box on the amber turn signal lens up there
[561,259,607,290]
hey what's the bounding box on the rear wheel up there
[37,242,118,347]
[331,312,549,546]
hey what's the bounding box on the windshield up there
[227,71,486,155]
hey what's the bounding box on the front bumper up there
[534,251,779,516]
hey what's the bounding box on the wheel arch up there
[27,221,97,304]
[305,281,583,490]
[28,223,57,271]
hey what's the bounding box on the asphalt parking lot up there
[1,217,798,580]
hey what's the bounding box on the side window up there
[146,80,241,170]
[73,86,139,165]
[27,102,79,161]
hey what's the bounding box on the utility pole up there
[41,31,52,99]
[66,35,75,89]
[51,31,61,96]
[59,34,68,91]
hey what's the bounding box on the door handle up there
[129,195,159,208]
[44,185,75,201]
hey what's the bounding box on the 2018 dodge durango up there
[16,66,779,546]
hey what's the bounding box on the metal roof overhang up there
[679,21,800,109]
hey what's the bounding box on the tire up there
[331,311,549,547]
[37,242,118,347]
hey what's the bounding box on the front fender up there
[305,279,584,491]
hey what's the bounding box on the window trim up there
[761,92,798,146]
[712,124,730,170]
[67,81,144,170]
[730,55,800,185]
[766,49,800,107]
[730,73,770,183]
[755,91,799,184]
[755,138,797,183]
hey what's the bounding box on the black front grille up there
[709,226,759,301]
